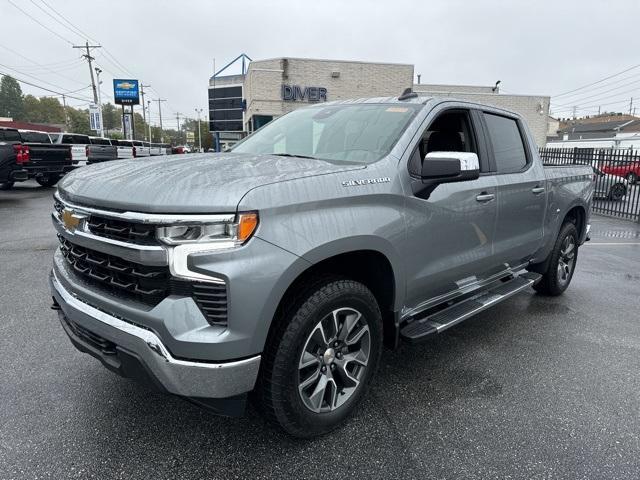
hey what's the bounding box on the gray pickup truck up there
[49,94,593,437]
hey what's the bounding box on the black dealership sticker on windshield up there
[342,177,391,187]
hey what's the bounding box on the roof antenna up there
[492,80,501,93]
[398,87,418,101]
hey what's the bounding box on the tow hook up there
[51,296,61,311]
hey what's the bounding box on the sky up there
[1,0,639,128]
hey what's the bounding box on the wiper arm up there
[272,153,319,160]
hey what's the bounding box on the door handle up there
[532,186,545,194]
[476,192,495,203]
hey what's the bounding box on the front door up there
[402,107,499,311]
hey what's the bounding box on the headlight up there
[161,212,259,284]
[157,212,259,246]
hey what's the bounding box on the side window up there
[483,113,528,173]
[409,110,478,175]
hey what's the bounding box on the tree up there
[23,95,42,122]
[67,107,91,135]
[0,75,25,119]
[38,97,65,124]
[102,102,119,132]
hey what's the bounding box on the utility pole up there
[73,41,101,104]
[147,100,152,142]
[94,67,104,137]
[630,98,634,116]
[155,99,166,142]
[61,94,69,130]
[572,106,577,120]
[140,84,150,140]
[175,112,181,144]
[195,108,203,152]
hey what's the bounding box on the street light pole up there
[195,108,203,152]
[94,67,104,138]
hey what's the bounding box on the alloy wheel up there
[297,307,370,413]
[557,234,576,286]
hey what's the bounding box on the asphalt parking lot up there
[1,181,639,480]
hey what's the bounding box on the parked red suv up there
[602,160,640,184]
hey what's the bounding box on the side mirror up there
[421,151,480,183]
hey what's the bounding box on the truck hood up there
[58,152,364,213]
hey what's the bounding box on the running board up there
[400,272,541,343]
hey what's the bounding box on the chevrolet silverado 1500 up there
[50,94,593,437]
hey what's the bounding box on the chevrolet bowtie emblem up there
[61,208,81,232]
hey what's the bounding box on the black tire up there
[0,181,14,190]
[35,175,60,187]
[533,222,579,296]
[626,172,638,185]
[608,183,626,201]
[258,278,383,438]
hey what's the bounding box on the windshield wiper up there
[272,153,319,160]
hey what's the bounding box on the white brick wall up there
[241,57,549,146]
[245,58,414,128]
[413,89,550,147]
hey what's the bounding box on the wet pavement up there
[1,181,639,479]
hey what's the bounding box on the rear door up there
[481,112,546,267]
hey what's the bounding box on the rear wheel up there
[608,183,626,201]
[36,175,61,187]
[533,222,579,296]
[0,181,14,190]
[259,278,383,438]
[626,172,638,184]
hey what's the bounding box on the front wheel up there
[259,278,383,438]
[533,222,579,296]
[0,181,14,190]
[36,175,61,187]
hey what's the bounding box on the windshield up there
[233,103,420,164]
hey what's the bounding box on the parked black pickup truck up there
[19,130,73,187]
[0,127,28,189]
[0,128,73,190]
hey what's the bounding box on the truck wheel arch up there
[255,242,403,355]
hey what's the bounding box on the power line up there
[0,72,93,102]
[6,0,74,45]
[550,71,640,102]
[0,43,86,87]
[552,78,640,108]
[0,62,92,100]
[36,0,95,40]
[28,0,84,42]
[552,63,640,99]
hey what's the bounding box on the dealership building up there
[208,57,550,146]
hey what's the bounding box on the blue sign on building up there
[113,79,140,105]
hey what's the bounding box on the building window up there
[209,85,243,132]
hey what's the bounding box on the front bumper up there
[50,270,261,399]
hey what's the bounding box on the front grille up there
[57,235,228,325]
[87,215,158,245]
[59,234,170,305]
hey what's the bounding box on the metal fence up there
[539,147,640,222]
